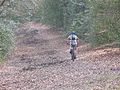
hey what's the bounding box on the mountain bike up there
[70,45,76,61]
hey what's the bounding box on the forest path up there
[0,22,120,90]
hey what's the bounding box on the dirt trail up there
[0,22,120,90]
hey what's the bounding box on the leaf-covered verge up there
[1,0,120,62]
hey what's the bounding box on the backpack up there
[71,35,76,40]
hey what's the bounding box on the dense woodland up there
[0,0,120,61]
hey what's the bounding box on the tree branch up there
[0,0,6,7]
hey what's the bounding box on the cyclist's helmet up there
[70,31,77,35]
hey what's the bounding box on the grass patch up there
[0,25,13,63]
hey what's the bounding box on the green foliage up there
[35,0,120,47]
[0,23,13,61]
[35,0,64,27]
[89,0,120,46]
[35,0,90,40]
[0,0,42,62]
[62,0,90,41]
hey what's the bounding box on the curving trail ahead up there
[0,22,120,90]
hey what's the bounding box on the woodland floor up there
[0,22,120,90]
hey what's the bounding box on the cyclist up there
[67,31,79,59]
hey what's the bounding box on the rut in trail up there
[0,22,120,90]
